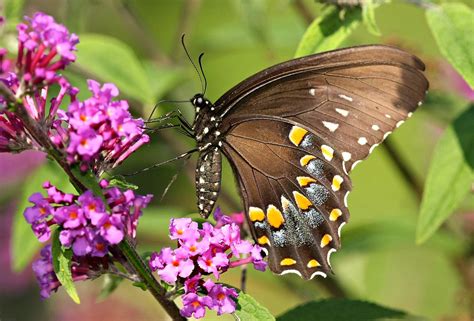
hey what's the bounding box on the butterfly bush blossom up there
[24,180,152,256]
[65,80,150,172]
[0,13,149,172]
[149,209,267,318]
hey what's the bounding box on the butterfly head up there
[191,93,212,112]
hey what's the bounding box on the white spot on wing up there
[343,162,349,175]
[327,248,337,267]
[385,114,392,119]
[309,88,316,96]
[383,131,392,140]
[322,121,339,132]
[342,152,351,161]
[310,271,327,279]
[396,120,404,128]
[343,191,350,207]
[372,124,380,131]
[369,143,379,154]
[417,101,422,106]
[358,137,368,145]
[280,269,302,277]
[351,160,362,171]
[335,108,349,117]
[338,222,346,237]
[407,112,413,118]
[339,94,353,102]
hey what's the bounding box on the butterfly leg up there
[146,110,195,138]
[124,148,199,176]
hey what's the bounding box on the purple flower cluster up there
[1,13,148,170]
[65,80,149,172]
[16,12,78,86]
[24,180,152,257]
[149,211,266,318]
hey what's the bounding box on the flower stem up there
[118,238,186,321]
[0,82,185,321]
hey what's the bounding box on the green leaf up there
[234,291,275,321]
[426,3,474,88]
[3,0,25,21]
[417,105,474,244]
[52,230,81,304]
[277,299,415,321]
[74,34,154,104]
[11,161,73,272]
[294,6,361,58]
[97,274,124,301]
[362,0,381,36]
[143,62,185,101]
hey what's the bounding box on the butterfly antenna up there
[198,53,208,95]
[181,34,205,94]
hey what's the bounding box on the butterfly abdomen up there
[195,148,222,218]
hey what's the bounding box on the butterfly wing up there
[223,118,351,279]
[216,45,428,278]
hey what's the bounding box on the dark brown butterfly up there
[189,45,428,279]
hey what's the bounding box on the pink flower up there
[53,205,85,229]
[184,274,202,293]
[64,80,149,172]
[154,248,194,284]
[207,283,238,315]
[68,128,104,157]
[180,293,213,319]
[169,218,200,241]
[197,251,229,279]
[99,214,124,245]
[150,209,267,319]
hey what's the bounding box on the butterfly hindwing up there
[223,118,350,278]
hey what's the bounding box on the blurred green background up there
[0,0,473,320]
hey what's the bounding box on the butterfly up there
[186,45,428,279]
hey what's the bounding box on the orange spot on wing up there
[289,126,308,146]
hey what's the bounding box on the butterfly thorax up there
[191,93,223,218]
